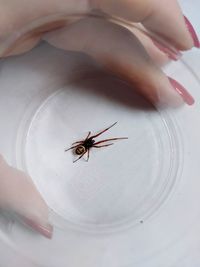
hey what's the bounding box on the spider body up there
[65,122,128,163]
[75,139,95,155]
[83,138,95,149]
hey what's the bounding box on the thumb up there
[0,155,53,239]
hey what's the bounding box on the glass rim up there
[0,11,179,58]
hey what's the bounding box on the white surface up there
[0,0,200,266]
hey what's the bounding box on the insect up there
[65,122,128,163]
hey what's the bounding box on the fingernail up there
[168,77,195,105]
[23,217,53,239]
[152,39,182,61]
[184,16,200,48]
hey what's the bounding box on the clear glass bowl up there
[0,11,200,267]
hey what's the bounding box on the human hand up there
[1,0,198,106]
[0,0,198,239]
[0,156,53,238]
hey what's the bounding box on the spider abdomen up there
[75,145,86,155]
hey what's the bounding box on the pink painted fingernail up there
[23,217,53,239]
[152,39,182,61]
[168,77,195,105]
[184,16,200,48]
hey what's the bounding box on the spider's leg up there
[86,149,90,162]
[86,131,91,140]
[65,145,78,152]
[72,141,82,145]
[94,137,128,145]
[90,122,117,139]
[72,131,91,145]
[73,150,87,163]
[93,143,114,148]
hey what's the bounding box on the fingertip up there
[22,217,53,239]
[141,73,185,108]
[168,77,195,106]
[184,16,200,49]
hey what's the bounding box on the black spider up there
[65,122,128,163]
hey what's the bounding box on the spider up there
[65,122,128,163]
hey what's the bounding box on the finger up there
[117,23,179,65]
[0,156,53,239]
[128,28,175,65]
[5,35,42,56]
[44,18,194,106]
[0,0,88,56]
[0,16,86,57]
[7,18,177,64]
[0,0,88,37]
[92,0,197,50]
[112,18,183,64]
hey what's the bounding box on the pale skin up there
[0,0,196,238]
